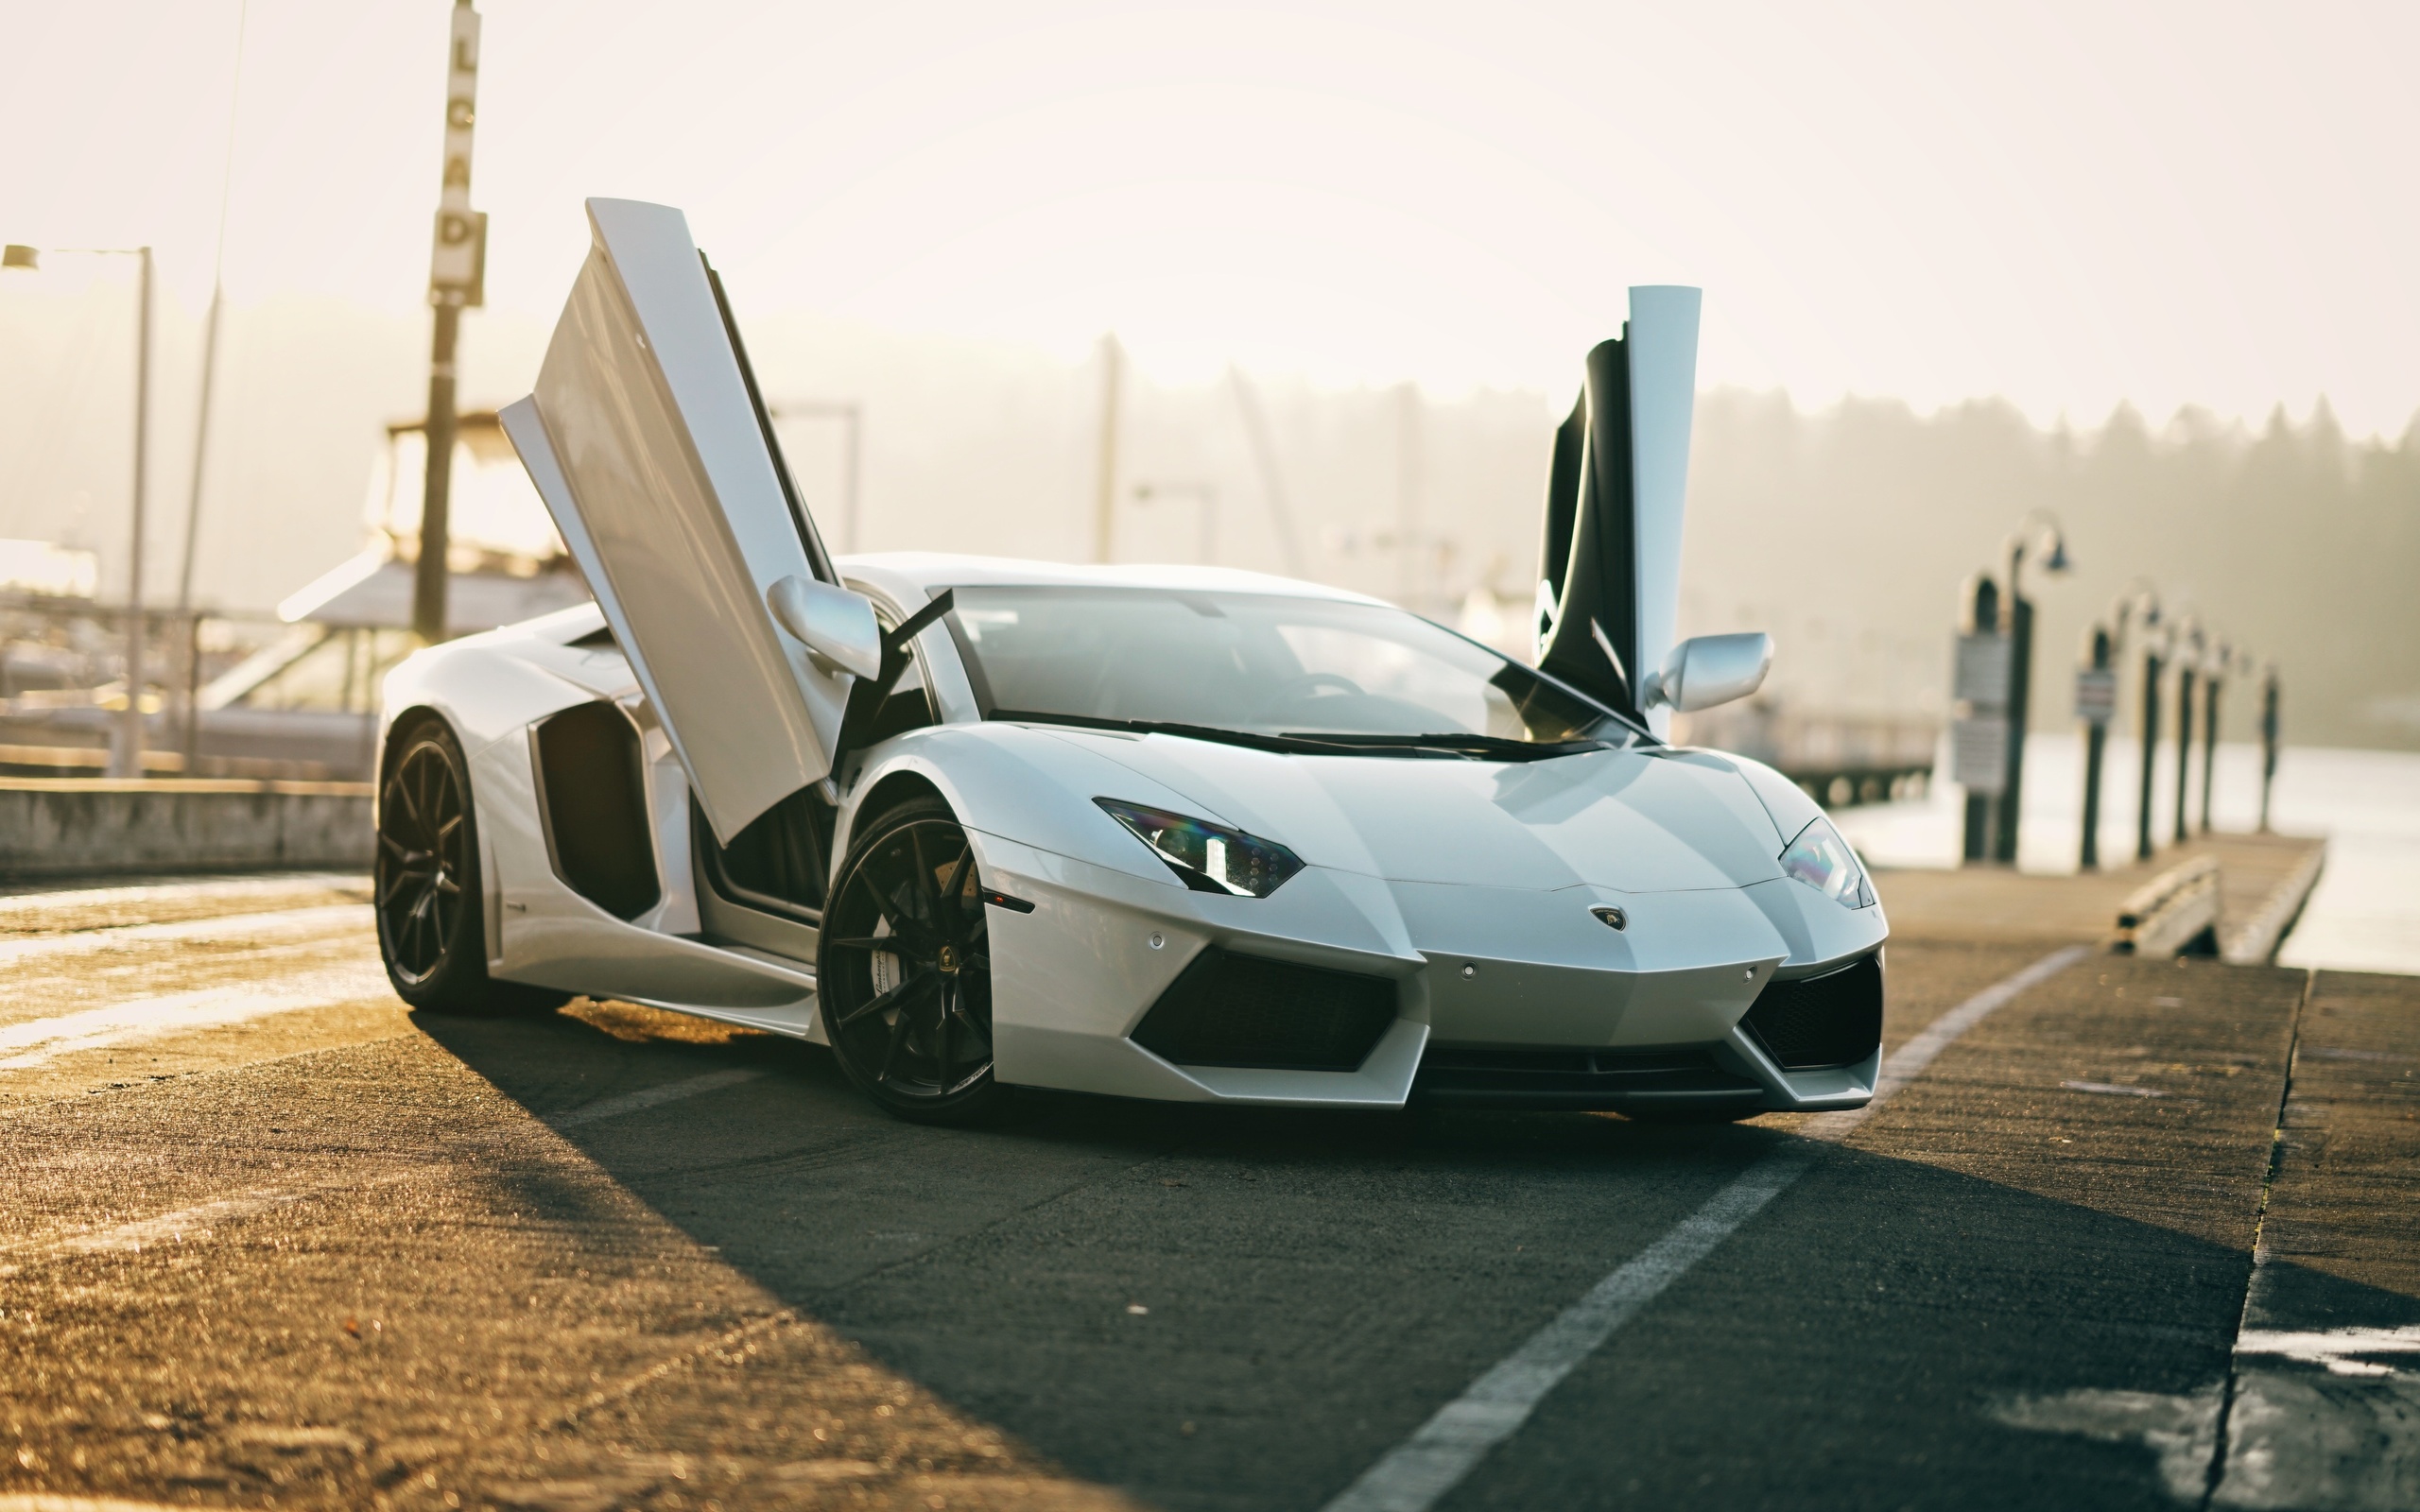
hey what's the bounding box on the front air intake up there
[1412,1046,1762,1108]
[1131,949,1397,1073]
[1742,954,1884,1070]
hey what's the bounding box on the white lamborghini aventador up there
[373,198,1888,1125]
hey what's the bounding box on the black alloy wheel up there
[375,716,566,1016]
[818,797,1008,1124]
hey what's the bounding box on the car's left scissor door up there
[501,198,852,848]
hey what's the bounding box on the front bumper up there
[976,833,1887,1112]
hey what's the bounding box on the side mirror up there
[1643,632,1772,713]
[767,576,882,681]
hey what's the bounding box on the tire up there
[375,715,569,1017]
[817,796,1010,1125]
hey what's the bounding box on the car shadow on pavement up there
[409,1001,2416,1512]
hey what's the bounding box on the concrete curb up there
[0,779,375,881]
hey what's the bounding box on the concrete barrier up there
[2113,854,2221,957]
[0,778,374,881]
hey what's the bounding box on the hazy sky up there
[4,0,2417,436]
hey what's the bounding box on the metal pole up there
[2200,662,2221,834]
[177,0,247,765]
[414,0,483,644]
[183,612,203,776]
[1961,575,2000,864]
[413,299,462,644]
[2259,667,2279,833]
[1092,335,1121,563]
[2080,625,2111,870]
[1993,550,2032,864]
[2136,644,2162,862]
[178,286,224,764]
[111,247,155,780]
[2172,659,2196,845]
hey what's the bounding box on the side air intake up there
[1742,954,1884,1071]
[1131,949,1397,1073]
[531,701,661,921]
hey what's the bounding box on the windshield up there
[943,585,1636,754]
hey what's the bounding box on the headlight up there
[1779,816,1875,909]
[1096,799,1305,899]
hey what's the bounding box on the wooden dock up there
[1873,830,2325,962]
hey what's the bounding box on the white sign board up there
[427,4,485,302]
[1950,713,2010,795]
[2075,667,2118,726]
[1953,632,2013,710]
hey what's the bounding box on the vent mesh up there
[1742,954,1884,1070]
[1132,950,1397,1072]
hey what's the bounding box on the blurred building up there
[0,416,589,780]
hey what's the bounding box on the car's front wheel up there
[375,715,568,1017]
[818,797,1009,1125]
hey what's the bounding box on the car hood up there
[1042,730,1793,893]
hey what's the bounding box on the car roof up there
[834,552,1393,607]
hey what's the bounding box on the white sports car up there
[374,198,1888,1125]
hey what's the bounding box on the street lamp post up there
[2259,664,2281,833]
[3,242,155,779]
[1993,513,2070,865]
[2200,643,2232,834]
[2077,622,2115,869]
[2135,613,2168,863]
[2094,580,2157,868]
[2173,620,2203,845]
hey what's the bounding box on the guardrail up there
[2112,854,2220,956]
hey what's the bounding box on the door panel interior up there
[700,788,837,920]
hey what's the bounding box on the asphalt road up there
[0,875,2412,1512]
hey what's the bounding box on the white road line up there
[0,1493,202,1511]
[1322,943,2092,1512]
[2063,1078,2168,1098]
[4,1170,417,1264]
[0,903,371,970]
[554,1068,766,1128]
[0,960,394,1071]
[1803,944,2093,1140]
[31,1188,313,1258]
[4,1074,766,1267]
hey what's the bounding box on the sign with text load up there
[427,4,485,305]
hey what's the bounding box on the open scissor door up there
[502,198,850,845]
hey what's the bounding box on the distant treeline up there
[6,281,2406,748]
[1684,391,2420,751]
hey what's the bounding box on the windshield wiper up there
[991,711,1475,758]
[989,711,1611,761]
[1278,730,1612,762]
[989,710,1336,755]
